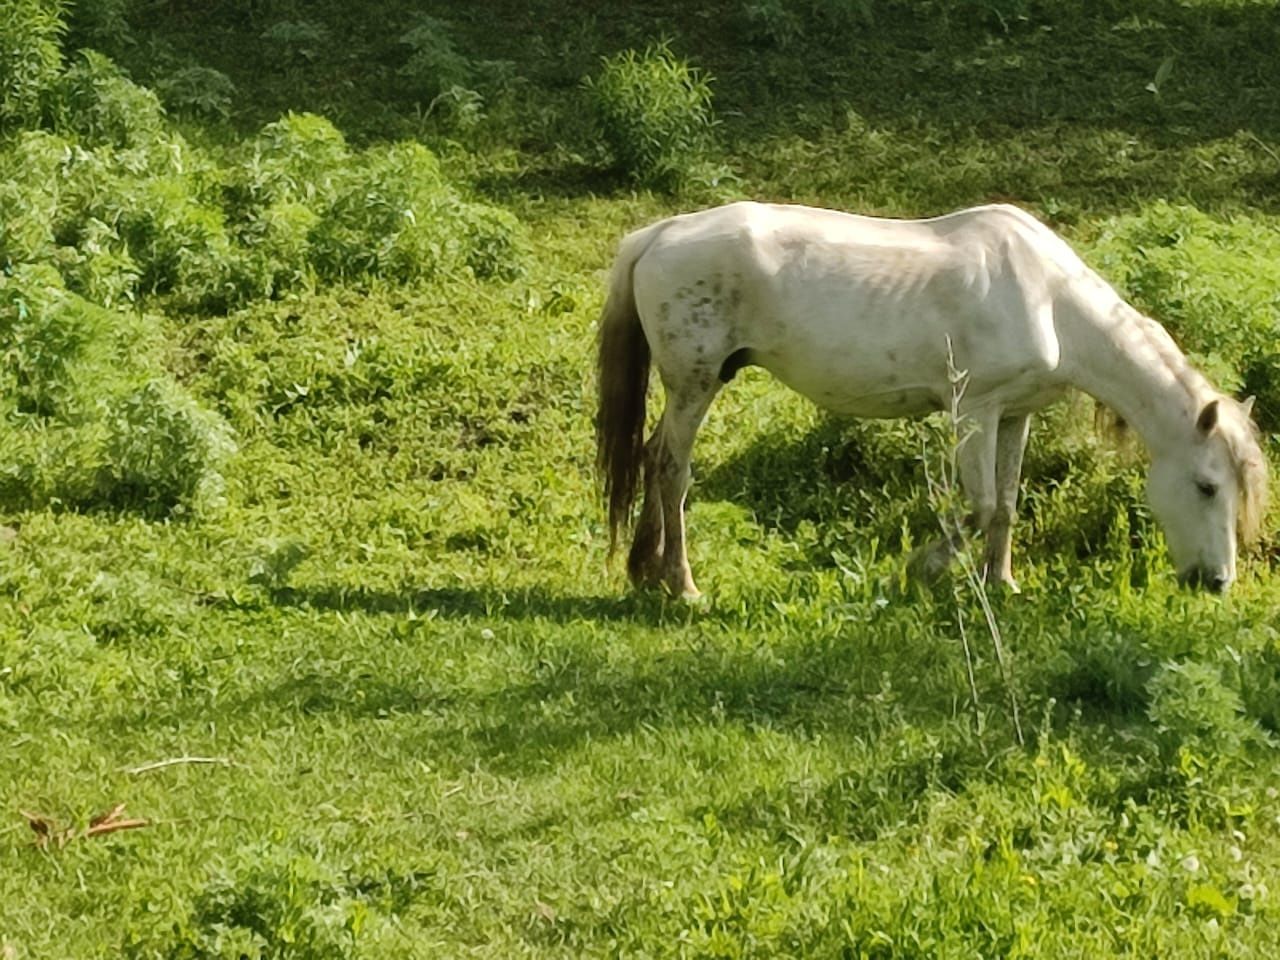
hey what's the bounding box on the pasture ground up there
[4,1,1280,955]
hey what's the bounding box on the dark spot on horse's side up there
[886,373,899,386]
[659,302,671,322]
[729,287,743,310]
[887,350,898,362]
[695,279,707,287]
[718,348,755,383]
[713,279,723,296]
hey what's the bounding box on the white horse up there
[596,201,1268,597]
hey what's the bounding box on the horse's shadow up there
[270,581,686,626]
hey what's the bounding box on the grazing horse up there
[596,201,1267,597]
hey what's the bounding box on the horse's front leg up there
[982,414,1031,592]
[953,405,1003,580]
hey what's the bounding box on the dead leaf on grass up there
[19,804,149,849]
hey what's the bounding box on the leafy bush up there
[58,49,165,149]
[65,0,133,55]
[261,19,329,65]
[1146,660,1258,770]
[59,215,140,307]
[0,131,66,267]
[585,43,717,188]
[741,0,804,47]
[231,199,319,299]
[0,263,98,416]
[117,175,235,309]
[96,377,235,516]
[233,112,350,211]
[309,141,524,283]
[125,851,366,958]
[397,14,473,100]
[158,66,236,120]
[0,0,65,132]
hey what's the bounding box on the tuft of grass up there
[584,42,718,189]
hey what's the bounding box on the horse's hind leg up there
[653,379,720,599]
[627,433,666,588]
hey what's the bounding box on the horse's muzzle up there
[1179,568,1231,594]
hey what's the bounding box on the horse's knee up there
[969,496,997,532]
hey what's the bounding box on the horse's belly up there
[760,356,945,418]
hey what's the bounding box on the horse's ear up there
[1242,395,1256,417]
[1196,399,1219,435]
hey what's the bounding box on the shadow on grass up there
[270,582,688,625]
[141,0,1280,212]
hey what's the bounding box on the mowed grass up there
[5,0,1280,956]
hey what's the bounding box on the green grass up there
[4,0,1280,956]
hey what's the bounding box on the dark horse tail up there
[596,221,664,554]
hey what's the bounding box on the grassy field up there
[4,0,1280,956]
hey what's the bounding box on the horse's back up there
[629,202,1075,418]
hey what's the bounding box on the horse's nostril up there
[1209,574,1229,593]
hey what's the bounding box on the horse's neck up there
[1056,277,1207,449]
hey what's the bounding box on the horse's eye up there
[1196,481,1218,499]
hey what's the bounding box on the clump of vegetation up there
[57,49,164,149]
[0,264,233,516]
[125,851,367,958]
[0,262,99,417]
[585,43,717,189]
[157,66,236,121]
[397,14,473,101]
[1145,659,1262,804]
[96,378,236,516]
[309,141,524,283]
[261,19,330,66]
[65,0,133,55]
[0,0,65,132]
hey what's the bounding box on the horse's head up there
[1146,397,1268,593]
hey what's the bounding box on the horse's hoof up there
[907,540,955,584]
[663,580,704,603]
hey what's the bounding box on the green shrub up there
[158,66,236,121]
[58,49,165,149]
[0,0,66,132]
[59,215,140,307]
[309,141,523,283]
[0,262,99,417]
[232,199,319,300]
[453,202,525,281]
[96,377,235,516]
[397,14,473,100]
[261,19,329,65]
[1146,660,1257,769]
[233,112,350,211]
[740,0,804,47]
[65,0,132,55]
[0,131,66,266]
[585,43,717,188]
[117,176,235,310]
[124,850,365,958]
